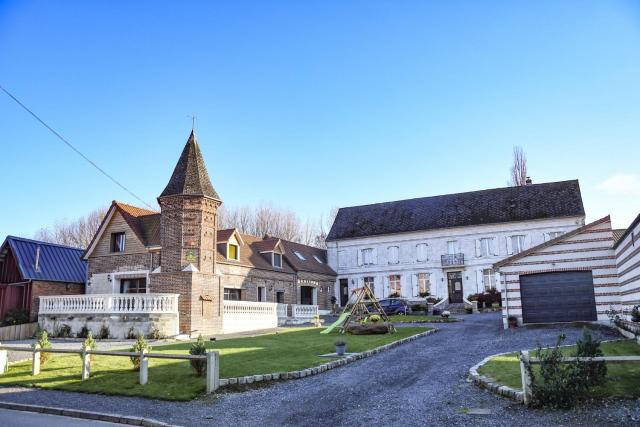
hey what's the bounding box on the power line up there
[0,84,157,211]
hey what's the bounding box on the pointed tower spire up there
[159,131,221,200]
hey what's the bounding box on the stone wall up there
[38,312,178,339]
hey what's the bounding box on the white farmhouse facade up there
[326,180,586,306]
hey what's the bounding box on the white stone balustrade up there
[38,294,179,315]
[276,303,288,319]
[222,300,278,334]
[291,304,319,319]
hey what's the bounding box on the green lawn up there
[478,340,640,398]
[0,326,429,401]
[387,314,457,323]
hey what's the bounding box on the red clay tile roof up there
[113,202,161,247]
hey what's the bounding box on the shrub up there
[129,335,151,370]
[147,327,163,340]
[127,327,138,340]
[77,325,91,339]
[575,328,607,387]
[189,335,207,376]
[388,292,400,298]
[526,332,608,409]
[37,330,52,365]
[81,332,97,363]
[631,305,640,322]
[411,304,426,312]
[54,324,72,338]
[98,323,110,340]
[0,308,30,326]
[426,297,441,305]
[418,291,430,298]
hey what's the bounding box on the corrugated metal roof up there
[1,236,86,284]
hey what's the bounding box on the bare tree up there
[34,206,108,248]
[509,146,528,186]
[218,202,337,248]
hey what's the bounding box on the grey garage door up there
[520,271,597,324]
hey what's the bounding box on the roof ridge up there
[337,180,580,211]
[113,200,159,215]
[5,235,85,251]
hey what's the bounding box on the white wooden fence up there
[39,294,179,315]
[0,344,220,394]
[519,349,640,405]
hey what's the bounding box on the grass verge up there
[477,340,640,398]
[0,326,429,401]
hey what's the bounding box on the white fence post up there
[31,343,41,376]
[520,350,532,405]
[0,341,6,375]
[139,348,148,385]
[81,349,91,380]
[206,351,219,394]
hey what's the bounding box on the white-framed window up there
[389,274,401,296]
[477,238,493,257]
[362,248,375,265]
[364,276,375,292]
[447,240,459,255]
[257,286,266,302]
[338,250,347,268]
[294,251,306,261]
[418,273,430,295]
[416,243,428,262]
[510,235,526,254]
[224,288,241,300]
[388,246,399,264]
[273,252,283,268]
[483,268,495,290]
[228,243,239,260]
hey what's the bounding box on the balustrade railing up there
[291,304,318,319]
[39,294,179,315]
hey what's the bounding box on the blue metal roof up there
[1,236,86,284]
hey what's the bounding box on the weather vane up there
[188,113,197,131]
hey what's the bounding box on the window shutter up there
[493,237,500,256]
[543,233,549,242]
[506,236,513,255]
[476,270,483,291]
[372,248,377,265]
[425,244,430,261]
[412,274,417,296]
[357,249,362,266]
[475,239,482,257]
[524,235,532,250]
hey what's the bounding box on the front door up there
[339,279,349,306]
[300,286,314,305]
[447,271,463,303]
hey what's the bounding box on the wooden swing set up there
[336,284,397,334]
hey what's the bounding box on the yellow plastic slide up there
[320,312,349,334]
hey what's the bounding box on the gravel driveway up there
[1,312,638,426]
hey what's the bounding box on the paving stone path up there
[1,312,638,426]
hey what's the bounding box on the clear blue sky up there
[1,0,639,240]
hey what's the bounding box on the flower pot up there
[335,344,346,356]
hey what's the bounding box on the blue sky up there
[1,0,639,240]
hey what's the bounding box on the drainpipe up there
[498,268,509,326]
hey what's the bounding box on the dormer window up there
[228,243,239,260]
[273,252,282,268]
[294,251,306,261]
[111,232,126,253]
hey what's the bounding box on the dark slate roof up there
[327,180,585,241]
[159,131,221,200]
[0,236,86,283]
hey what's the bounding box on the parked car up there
[373,298,412,315]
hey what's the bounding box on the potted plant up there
[631,305,640,323]
[419,291,430,298]
[335,339,347,356]
[507,316,518,329]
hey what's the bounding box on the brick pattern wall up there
[31,281,84,321]
[615,218,640,317]
[88,253,151,276]
[499,219,617,328]
[92,211,147,256]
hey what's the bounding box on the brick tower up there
[150,130,223,336]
